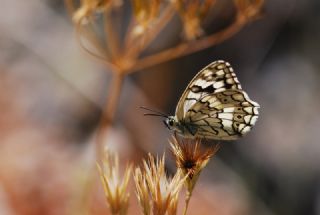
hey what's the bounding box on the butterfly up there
[142,60,260,140]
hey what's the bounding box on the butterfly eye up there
[169,119,174,126]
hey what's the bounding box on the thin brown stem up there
[123,14,138,50]
[104,10,120,59]
[183,190,192,215]
[126,15,247,74]
[76,22,124,72]
[76,22,109,60]
[64,0,76,17]
[96,71,125,160]
[125,4,175,61]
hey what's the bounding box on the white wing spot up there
[226,78,235,84]
[194,79,211,87]
[238,124,245,131]
[216,70,224,76]
[241,126,251,134]
[204,71,213,77]
[223,107,235,113]
[218,113,233,120]
[201,96,210,102]
[250,116,258,125]
[244,115,251,124]
[213,81,224,89]
[208,97,218,103]
[222,119,232,128]
[244,107,253,114]
[217,64,226,69]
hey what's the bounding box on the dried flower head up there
[134,167,151,215]
[170,136,220,193]
[71,0,122,25]
[97,148,132,215]
[234,0,264,21]
[134,154,185,215]
[173,0,216,40]
[131,0,162,35]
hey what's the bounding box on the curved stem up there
[96,72,125,160]
[76,23,108,61]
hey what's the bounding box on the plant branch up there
[76,23,108,60]
[127,15,248,74]
[96,72,125,159]
[125,4,176,61]
[104,10,120,60]
[183,190,192,215]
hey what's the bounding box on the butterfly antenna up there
[143,113,167,118]
[140,106,168,118]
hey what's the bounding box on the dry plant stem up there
[96,72,124,159]
[76,22,109,61]
[104,10,120,59]
[125,5,175,61]
[123,17,137,49]
[64,0,76,18]
[76,23,125,74]
[183,190,192,215]
[127,15,248,74]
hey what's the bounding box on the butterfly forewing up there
[175,60,259,140]
[176,60,242,120]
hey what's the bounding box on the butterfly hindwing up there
[184,90,259,140]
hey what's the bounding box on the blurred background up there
[0,0,320,215]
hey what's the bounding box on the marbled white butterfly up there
[143,60,260,140]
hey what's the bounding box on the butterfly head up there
[163,116,179,131]
[140,106,182,133]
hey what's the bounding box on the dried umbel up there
[234,0,264,21]
[65,0,265,74]
[131,0,162,35]
[170,136,220,214]
[97,148,132,215]
[71,0,123,25]
[134,154,186,215]
[173,0,217,40]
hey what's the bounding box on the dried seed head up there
[134,167,151,215]
[173,0,216,40]
[97,148,132,215]
[170,136,220,193]
[131,0,162,35]
[72,0,123,25]
[134,154,185,215]
[234,0,264,21]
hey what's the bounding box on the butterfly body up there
[164,60,260,140]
